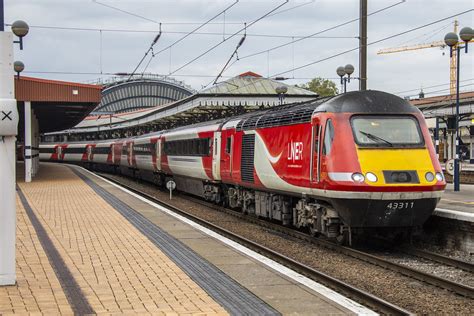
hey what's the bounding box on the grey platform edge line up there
[69,166,281,316]
[16,186,95,316]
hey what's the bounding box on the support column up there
[470,126,474,164]
[24,101,32,182]
[0,31,18,286]
[435,117,440,161]
[33,112,39,176]
[359,0,367,90]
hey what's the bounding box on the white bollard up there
[0,31,18,286]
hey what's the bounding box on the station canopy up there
[48,71,317,137]
[15,76,102,133]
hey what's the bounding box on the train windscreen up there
[351,116,423,147]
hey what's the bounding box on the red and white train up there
[40,90,446,243]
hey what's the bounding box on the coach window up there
[323,119,334,155]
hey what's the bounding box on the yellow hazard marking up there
[442,198,474,205]
[356,148,435,187]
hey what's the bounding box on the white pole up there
[0,31,17,286]
[24,101,31,182]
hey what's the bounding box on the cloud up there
[6,0,473,96]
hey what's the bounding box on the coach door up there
[212,132,221,180]
[311,118,322,183]
[155,138,162,171]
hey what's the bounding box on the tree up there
[298,77,338,96]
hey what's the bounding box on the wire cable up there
[394,78,474,94]
[127,24,162,81]
[92,0,160,24]
[168,0,289,76]
[271,9,474,77]
[237,0,406,61]
[3,23,356,39]
[140,0,240,74]
[211,25,247,86]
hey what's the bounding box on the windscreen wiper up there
[359,130,393,147]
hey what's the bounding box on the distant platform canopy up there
[90,74,195,115]
[15,76,102,133]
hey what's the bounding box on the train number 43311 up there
[386,202,415,210]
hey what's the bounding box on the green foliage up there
[298,77,338,96]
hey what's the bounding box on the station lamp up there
[14,61,24,78]
[336,64,355,93]
[11,20,29,50]
[275,85,288,105]
[443,26,473,192]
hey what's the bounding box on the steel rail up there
[104,175,474,300]
[98,173,410,315]
[194,198,474,299]
[187,195,474,299]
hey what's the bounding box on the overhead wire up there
[140,0,240,74]
[210,24,247,86]
[3,23,356,39]
[271,8,474,77]
[92,0,160,24]
[235,0,407,62]
[167,0,290,76]
[394,78,474,94]
[127,23,162,81]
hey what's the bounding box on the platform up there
[0,163,373,315]
[435,183,474,222]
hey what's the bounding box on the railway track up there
[96,172,474,311]
[397,246,474,273]
[97,172,410,315]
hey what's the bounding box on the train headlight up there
[435,172,444,182]
[425,172,435,182]
[366,172,377,182]
[351,173,365,183]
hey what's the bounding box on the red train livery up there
[40,90,446,243]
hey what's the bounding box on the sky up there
[5,0,474,98]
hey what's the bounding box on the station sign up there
[445,158,462,176]
[166,180,176,200]
[0,99,19,136]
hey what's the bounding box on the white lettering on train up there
[287,141,303,163]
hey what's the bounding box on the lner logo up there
[287,141,303,163]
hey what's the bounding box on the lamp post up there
[11,20,29,50]
[275,85,288,105]
[444,26,474,192]
[14,60,24,78]
[336,64,355,93]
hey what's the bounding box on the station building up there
[44,71,318,142]
[410,91,474,165]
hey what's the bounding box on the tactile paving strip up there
[17,186,95,315]
[72,167,280,316]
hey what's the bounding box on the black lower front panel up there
[331,197,440,228]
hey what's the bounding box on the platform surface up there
[435,183,474,222]
[0,163,369,315]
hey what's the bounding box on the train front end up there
[320,91,446,234]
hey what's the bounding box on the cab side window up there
[323,119,334,155]
[226,137,232,154]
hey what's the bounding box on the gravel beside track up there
[370,251,474,287]
[101,174,474,315]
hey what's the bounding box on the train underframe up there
[93,165,437,246]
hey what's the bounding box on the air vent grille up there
[241,134,255,183]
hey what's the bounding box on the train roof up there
[233,90,420,131]
[316,90,420,114]
[234,98,329,131]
